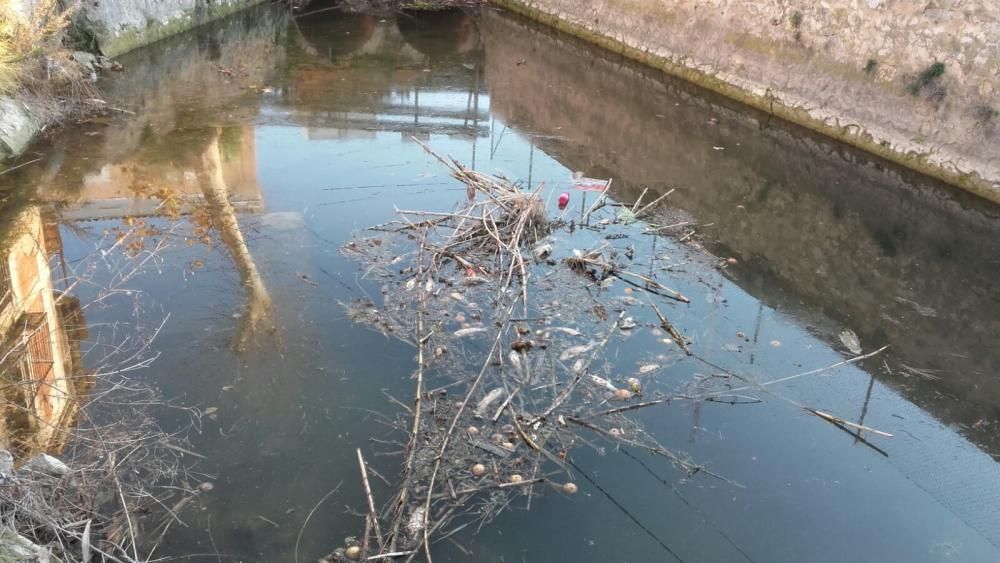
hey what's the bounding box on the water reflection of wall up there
[287,9,488,139]
[0,208,90,456]
[482,13,1000,454]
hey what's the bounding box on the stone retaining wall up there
[76,0,270,57]
[496,0,1000,202]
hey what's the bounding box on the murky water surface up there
[2,4,1000,562]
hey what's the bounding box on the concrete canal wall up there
[74,0,270,57]
[495,0,1000,203]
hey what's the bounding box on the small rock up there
[0,527,51,561]
[71,51,97,67]
[23,454,70,477]
[0,450,13,484]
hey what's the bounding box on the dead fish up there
[638,364,660,374]
[407,506,426,536]
[464,275,489,285]
[507,351,522,370]
[587,374,618,391]
[474,388,505,417]
[839,329,862,355]
[533,244,552,259]
[454,327,488,337]
[620,317,638,330]
[559,341,596,361]
[549,327,583,337]
[449,292,465,301]
[425,279,435,292]
[572,359,585,373]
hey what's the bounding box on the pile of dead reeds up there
[332,145,718,563]
[331,143,893,563]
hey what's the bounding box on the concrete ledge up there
[0,98,41,161]
[78,0,270,58]
[495,0,1000,203]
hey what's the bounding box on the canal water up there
[1,3,999,561]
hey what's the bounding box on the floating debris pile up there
[332,142,891,562]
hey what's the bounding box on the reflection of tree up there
[198,129,274,352]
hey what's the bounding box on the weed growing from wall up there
[906,62,945,97]
[790,11,803,41]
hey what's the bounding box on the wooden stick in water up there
[357,449,385,554]
[582,178,613,221]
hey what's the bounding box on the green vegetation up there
[906,61,945,96]
[790,12,803,41]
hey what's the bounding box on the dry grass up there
[1,0,75,92]
[0,0,98,123]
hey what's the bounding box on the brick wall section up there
[497,0,1000,202]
